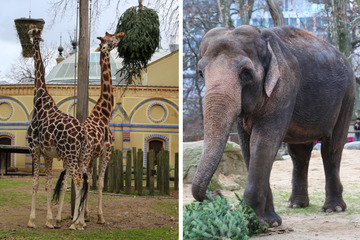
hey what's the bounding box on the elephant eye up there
[198,70,204,78]
[239,68,253,84]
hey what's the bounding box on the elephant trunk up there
[192,91,238,202]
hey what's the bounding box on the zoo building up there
[0,44,179,173]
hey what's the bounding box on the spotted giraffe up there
[26,24,90,230]
[54,32,125,225]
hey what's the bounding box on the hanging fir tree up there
[116,0,160,84]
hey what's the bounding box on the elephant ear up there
[264,41,280,97]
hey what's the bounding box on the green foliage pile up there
[115,5,160,85]
[183,193,264,239]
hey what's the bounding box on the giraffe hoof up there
[46,222,54,229]
[97,216,105,224]
[54,220,62,229]
[69,224,77,230]
[27,219,36,228]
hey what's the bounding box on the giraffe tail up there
[53,169,66,203]
[74,172,89,223]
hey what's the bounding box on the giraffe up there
[54,32,125,225]
[26,24,90,230]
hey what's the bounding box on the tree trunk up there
[333,0,350,57]
[237,0,255,25]
[266,0,285,26]
[218,0,234,27]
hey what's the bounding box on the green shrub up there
[183,193,263,239]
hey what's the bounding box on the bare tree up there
[266,0,284,26]
[218,0,234,27]
[48,0,178,44]
[183,0,220,139]
[4,44,58,84]
[236,0,255,25]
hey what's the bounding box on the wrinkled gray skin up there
[192,25,355,227]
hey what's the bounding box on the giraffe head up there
[96,32,125,53]
[28,24,44,44]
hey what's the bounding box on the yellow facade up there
[0,50,179,172]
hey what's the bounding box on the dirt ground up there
[183,149,360,239]
[0,176,178,231]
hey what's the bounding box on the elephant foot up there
[288,195,309,208]
[263,212,282,228]
[323,197,346,213]
[45,221,54,229]
[208,189,224,198]
[27,219,36,228]
[54,220,62,229]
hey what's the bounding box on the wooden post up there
[146,153,150,187]
[125,150,132,194]
[133,147,137,190]
[71,180,75,217]
[103,157,109,191]
[174,152,179,190]
[115,150,121,194]
[91,157,97,190]
[137,149,143,195]
[149,150,155,195]
[120,154,124,191]
[112,153,117,193]
[108,153,114,193]
[72,0,90,218]
[164,150,170,195]
[158,149,164,195]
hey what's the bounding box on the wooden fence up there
[91,148,178,196]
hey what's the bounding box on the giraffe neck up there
[100,50,113,105]
[33,40,46,90]
[32,39,56,110]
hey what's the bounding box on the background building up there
[0,45,179,173]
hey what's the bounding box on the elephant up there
[192,25,355,227]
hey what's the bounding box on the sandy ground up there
[184,149,360,239]
[0,176,178,232]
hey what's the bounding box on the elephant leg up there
[320,102,352,212]
[236,120,250,169]
[287,143,313,208]
[244,138,283,227]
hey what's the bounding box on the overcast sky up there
[0,0,175,81]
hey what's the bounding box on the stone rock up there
[183,140,247,191]
[344,141,360,150]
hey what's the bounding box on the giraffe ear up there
[97,36,103,41]
[95,46,101,52]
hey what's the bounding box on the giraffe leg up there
[27,152,40,228]
[54,170,69,228]
[97,149,110,224]
[44,157,55,229]
[84,161,94,222]
[69,169,87,230]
